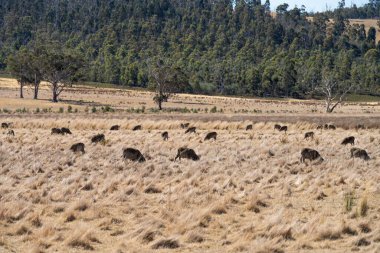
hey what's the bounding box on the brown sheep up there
[279,126,288,133]
[304,132,314,140]
[7,130,15,136]
[355,124,365,130]
[162,131,169,141]
[61,127,72,135]
[133,125,142,131]
[316,125,323,130]
[91,134,105,144]
[350,148,370,161]
[181,123,190,129]
[70,143,85,154]
[123,148,145,162]
[341,136,355,145]
[246,125,253,131]
[185,127,196,134]
[1,122,10,129]
[51,128,63,135]
[328,124,336,130]
[204,132,217,141]
[110,125,120,131]
[274,124,282,131]
[300,148,324,163]
[175,147,199,161]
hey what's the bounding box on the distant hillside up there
[0,0,379,98]
[306,16,380,42]
[350,19,380,42]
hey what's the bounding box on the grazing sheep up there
[123,148,145,162]
[133,125,142,131]
[324,124,329,130]
[355,124,365,130]
[51,128,63,135]
[61,127,72,135]
[7,130,15,136]
[350,148,370,161]
[175,147,199,161]
[70,143,85,154]
[181,123,190,129]
[300,148,324,163]
[110,125,120,131]
[317,125,323,130]
[341,136,355,145]
[246,125,253,131]
[204,132,217,141]
[162,131,169,141]
[279,126,288,133]
[1,122,9,129]
[304,132,314,140]
[328,124,336,130]
[274,124,282,131]
[91,134,105,144]
[185,127,196,134]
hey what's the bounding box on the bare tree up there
[148,59,189,110]
[317,74,355,113]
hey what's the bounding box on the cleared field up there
[0,117,379,253]
[350,19,380,43]
[304,17,380,43]
[1,78,379,116]
[0,77,380,252]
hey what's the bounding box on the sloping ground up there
[0,117,379,252]
[305,17,380,42]
[349,19,380,42]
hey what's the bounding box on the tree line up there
[0,0,379,109]
[321,0,380,19]
[6,41,84,102]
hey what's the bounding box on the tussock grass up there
[0,116,379,252]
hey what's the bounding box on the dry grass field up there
[0,78,380,253]
[1,78,380,117]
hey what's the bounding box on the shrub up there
[149,108,160,113]
[101,105,114,113]
[16,108,28,113]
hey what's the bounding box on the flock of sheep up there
[1,121,372,164]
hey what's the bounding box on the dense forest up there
[323,0,380,19]
[0,0,379,99]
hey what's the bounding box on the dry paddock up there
[0,115,380,253]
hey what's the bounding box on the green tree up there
[6,48,34,98]
[41,45,84,102]
[148,59,190,110]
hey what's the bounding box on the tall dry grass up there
[0,117,379,252]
